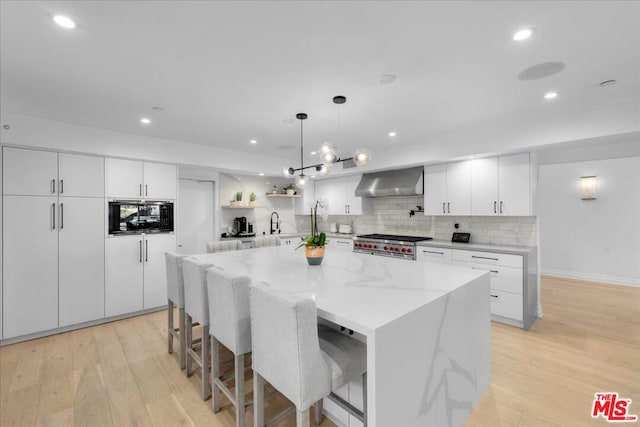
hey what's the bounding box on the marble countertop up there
[191,246,487,334]
[416,239,536,255]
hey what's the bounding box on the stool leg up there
[313,400,323,425]
[296,409,310,427]
[201,325,211,400]
[167,299,174,353]
[186,314,193,377]
[253,373,264,427]
[179,307,186,370]
[211,337,221,413]
[235,354,245,427]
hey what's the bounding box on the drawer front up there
[416,247,452,264]
[452,249,523,268]
[459,262,523,295]
[490,290,523,321]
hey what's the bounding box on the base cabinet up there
[106,234,175,317]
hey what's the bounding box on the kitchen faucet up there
[270,211,280,234]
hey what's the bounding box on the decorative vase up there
[305,246,325,265]
[286,189,295,196]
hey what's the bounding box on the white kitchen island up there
[192,245,491,427]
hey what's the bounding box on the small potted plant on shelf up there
[283,183,296,196]
[249,192,257,207]
[296,200,327,265]
[230,191,242,207]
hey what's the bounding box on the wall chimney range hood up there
[355,166,424,197]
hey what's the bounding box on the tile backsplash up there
[296,195,537,247]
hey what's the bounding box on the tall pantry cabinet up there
[2,147,105,338]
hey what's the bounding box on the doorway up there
[178,178,214,254]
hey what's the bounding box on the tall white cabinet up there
[2,147,105,338]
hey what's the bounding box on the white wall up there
[538,156,640,286]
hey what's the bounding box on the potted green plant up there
[231,191,242,206]
[283,183,296,196]
[296,200,327,265]
[249,191,257,207]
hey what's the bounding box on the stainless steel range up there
[353,234,433,260]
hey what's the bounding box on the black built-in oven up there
[108,200,174,235]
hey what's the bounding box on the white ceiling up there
[1,1,638,173]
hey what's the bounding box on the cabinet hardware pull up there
[139,240,143,263]
[490,294,499,298]
[447,202,450,214]
[471,255,499,261]
[500,201,503,214]
[51,179,56,194]
[139,184,142,197]
[145,240,148,262]
[442,202,446,214]
[60,179,64,194]
[423,250,444,255]
[494,201,497,214]
[51,203,56,229]
[60,203,64,229]
[472,267,498,273]
[145,184,148,197]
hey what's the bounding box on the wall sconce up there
[581,176,596,200]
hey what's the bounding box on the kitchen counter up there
[417,239,536,255]
[191,246,490,427]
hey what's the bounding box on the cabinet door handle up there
[490,294,499,299]
[471,255,499,261]
[500,201,503,214]
[145,240,148,262]
[139,184,142,197]
[51,203,56,229]
[447,202,450,214]
[494,201,497,214]
[60,179,64,194]
[442,202,446,214]
[51,179,56,194]
[145,184,148,197]
[139,240,143,263]
[423,250,444,255]
[60,203,64,229]
[472,267,498,273]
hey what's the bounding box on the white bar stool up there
[206,267,252,427]
[183,257,214,400]
[207,240,243,253]
[165,251,187,369]
[249,282,367,427]
[253,236,281,248]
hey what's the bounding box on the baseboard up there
[541,269,640,287]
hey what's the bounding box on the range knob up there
[383,246,388,250]
[401,248,406,253]
[373,245,378,249]
[406,248,412,253]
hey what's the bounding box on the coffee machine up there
[233,216,247,234]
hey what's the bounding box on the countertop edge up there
[416,240,536,255]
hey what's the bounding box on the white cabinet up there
[2,147,58,196]
[471,153,531,216]
[416,247,452,264]
[2,196,59,338]
[58,153,104,197]
[315,175,371,215]
[105,159,176,199]
[328,237,353,250]
[295,184,316,215]
[423,161,471,215]
[105,233,175,317]
[58,197,105,326]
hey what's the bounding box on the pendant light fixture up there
[283,95,371,182]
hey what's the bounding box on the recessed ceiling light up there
[310,151,317,155]
[543,92,558,100]
[53,15,76,29]
[388,132,396,137]
[250,140,257,144]
[379,74,397,85]
[513,28,533,41]
[140,117,151,124]
[259,173,264,176]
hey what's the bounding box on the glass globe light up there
[316,164,331,176]
[320,142,333,154]
[295,174,307,189]
[322,148,338,165]
[353,148,372,167]
[282,166,294,177]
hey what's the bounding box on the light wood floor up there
[1,276,638,427]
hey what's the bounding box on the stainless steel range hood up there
[355,166,424,197]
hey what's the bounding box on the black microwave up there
[108,200,174,235]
